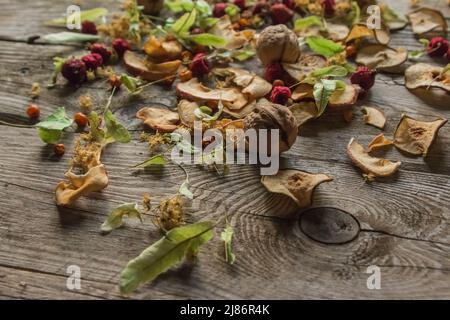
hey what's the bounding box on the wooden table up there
[0,0,449,299]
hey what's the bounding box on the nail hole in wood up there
[299,207,360,245]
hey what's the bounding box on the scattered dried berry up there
[109,74,122,90]
[270,86,292,105]
[189,53,210,77]
[283,0,296,10]
[74,112,88,127]
[54,143,65,157]
[112,38,131,58]
[350,66,376,91]
[345,45,357,58]
[179,69,193,82]
[81,53,103,71]
[322,0,336,17]
[190,27,204,35]
[427,36,449,57]
[26,104,40,119]
[90,43,112,63]
[264,63,285,83]
[253,0,269,14]
[81,20,98,35]
[273,79,285,87]
[270,3,294,25]
[234,0,246,10]
[213,3,228,18]
[61,58,87,84]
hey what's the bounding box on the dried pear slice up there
[347,137,401,179]
[261,169,332,208]
[362,106,386,129]
[356,45,407,71]
[405,63,450,92]
[394,115,447,156]
[282,54,327,81]
[408,8,448,35]
[367,133,393,153]
[289,102,318,127]
[136,107,180,132]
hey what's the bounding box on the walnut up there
[255,24,301,66]
[244,103,298,153]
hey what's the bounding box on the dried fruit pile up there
[14,0,448,295]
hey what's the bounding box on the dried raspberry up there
[81,20,98,35]
[283,0,296,10]
[270,3,294,25]
[270,86,291,105]
[264,62,285,83]
[81,53,103,70]
[350,66,376,91]
[189,53,210,77]
[427,37,449,57]
[112,38,131,58]
[90,43,112,63]
[61,58,87,84]
[234,0,246,10]
[322,0,336,17]
[253,0,269,14]
[190,27,204,35]
[213,3,228,18]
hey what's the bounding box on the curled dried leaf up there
[289,102,318,127]
[367,133,393,153]
[143,36,182,62]
[124,51,181,81]
[347,137,401,179]
[356,45,407,71]
[176,78,247,110]
[394,115,447,156]
[282,54,327,81]
[212,67,272,99]
[405,63,450,92]
[408,8,448,35]
[177,99,198,128]
[136,107,180,132]
[261,169,332,208]
[56,164,109,206]
[362,106,386,129]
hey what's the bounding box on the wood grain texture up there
[0,0,450,299]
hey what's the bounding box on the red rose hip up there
[350,66,376,91]
[61,58,87,84]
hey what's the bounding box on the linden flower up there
[79,95,93,112]
[154,195,184,231]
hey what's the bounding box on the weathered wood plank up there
[0,0,450,299]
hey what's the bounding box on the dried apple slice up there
[124,51,181,81]
[209,15,253,50]
[362,106,386,129]
[394,115,447,156]
[356,45,407,71]
[282,54,327,81]
[177,78,247,110]
[367,133,393,153]
[408,8,448,35]
[136,107,180,132]
[56,164,109,206]
[212,68,272,99]
[143,36,182,61]
[289,102,318,127]
[261,169,333,208]
[345,23,390,45]
[347,138,401,179]
[177,100,198,128]
[328,85,360,108]
[405,63,450,92]
[223,99,258,119]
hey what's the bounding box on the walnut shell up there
[244,103,298,153]
[256,25,301,66]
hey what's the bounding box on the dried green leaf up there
[35,107,73,144]
[189,33,227,48]
[134,154,167,168]
[42,32,100,44]
[305,36,344,58]
[101,203,142,234]
[119,221,214,295]
[104,110,132,143]
[294,15,323,31]
[220,223,235,265]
